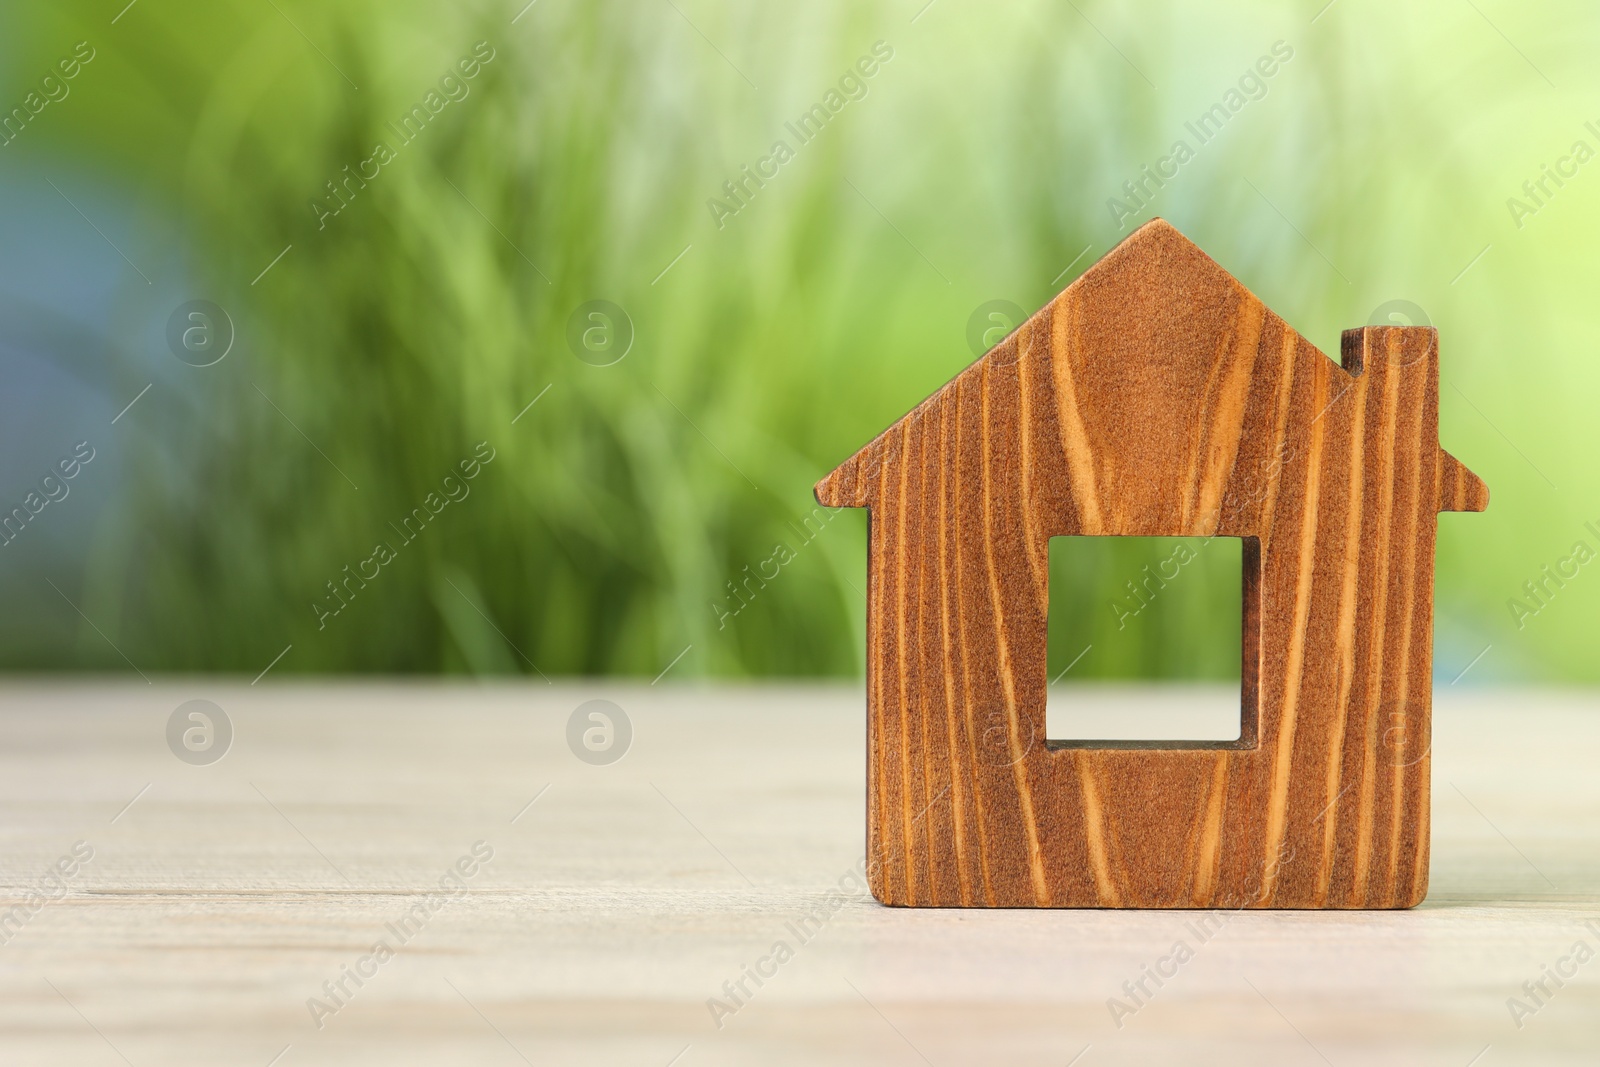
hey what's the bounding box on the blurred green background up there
[0,0,1588,682]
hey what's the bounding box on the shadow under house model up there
[814,219,1489,909]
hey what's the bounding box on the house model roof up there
[815,217,1487,522]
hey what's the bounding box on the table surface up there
[0,681,1595,1066]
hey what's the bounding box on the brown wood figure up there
[815,219,1488,909]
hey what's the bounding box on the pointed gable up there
[815,218,1486,518]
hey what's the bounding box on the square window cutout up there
[1044,535,1252,747]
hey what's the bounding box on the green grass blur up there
[2,0,1593,681]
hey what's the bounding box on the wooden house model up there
[814,219,1488,908]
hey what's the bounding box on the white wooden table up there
[0,682,1595,1066]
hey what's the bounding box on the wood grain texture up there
[814,219,1489,909]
